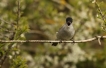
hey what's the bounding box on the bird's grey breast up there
[56,24,75,40]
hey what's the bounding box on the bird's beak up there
[67,22,71,26]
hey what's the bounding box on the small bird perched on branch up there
[52,17,75,46]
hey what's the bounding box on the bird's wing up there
[57,24,65,33]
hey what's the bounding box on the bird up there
[52,17,75,46]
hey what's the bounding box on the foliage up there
[0,0,106,68]
[10,56,27,68]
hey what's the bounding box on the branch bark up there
[0,36,105,43]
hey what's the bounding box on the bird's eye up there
[66,17,73,23]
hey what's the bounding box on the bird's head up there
[66,17,73,26]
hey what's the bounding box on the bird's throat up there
[67,23,71,26]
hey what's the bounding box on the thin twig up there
[0,43,14,68]
[0,18,9,24]
[0,36,105,43]
[0,0,20,68]
[95,2,106,23]
[95,1,106,31]
[16,0,20,29]
[72,19,86,39]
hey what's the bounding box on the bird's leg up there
[59,40,62,43]
[70,38,75,44]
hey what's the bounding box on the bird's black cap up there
[66,17,73,26]
[66,17,73,23]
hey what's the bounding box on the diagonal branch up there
[95,2,106,23]
[0,0,21,67]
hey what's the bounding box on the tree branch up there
[0,0,21,67]
[0,36,105,43]
[94,1,106,31]
[95,2,106,23]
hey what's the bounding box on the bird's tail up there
[52,43,58,46]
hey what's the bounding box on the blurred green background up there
[0,0,106,68]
